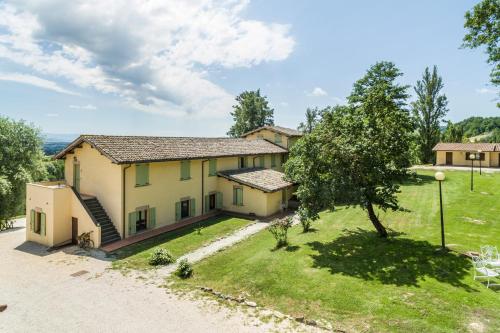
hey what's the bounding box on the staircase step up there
[83,196,121,247]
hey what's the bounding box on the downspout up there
[201,159,208,215]
[122,164,131,238]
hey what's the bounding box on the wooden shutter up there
[259,156,265,168]
[244,157,248,168]
[189,198,196,217]
[209,159,217,176]
[181,161,191,180]
[275,133,282,144]
[136,164,149,186]
[237,188,243,206]
[128,212,137,235]
[271,154,276,167]
[30,209,35,231]
[40,212,46,236]
[205,195,210,212]
[216,192,223,209]
[233,187,237,205]
[175,202,181,221]
[148,207,156,229]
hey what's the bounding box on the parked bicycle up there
[77,231,94,249]
[0,220,14,232]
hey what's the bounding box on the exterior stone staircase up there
[83,197,121,246]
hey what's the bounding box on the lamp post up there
[435,171,446,250]
[470,153,475,192]
[478,149,482,175]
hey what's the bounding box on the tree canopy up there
[297,107,321,134]
[412,66,449,163]
[0,116,46,222]
[227,89,274,137]
[285,62,413,238]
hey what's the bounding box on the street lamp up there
[470,153,475,192]
[434,171,446,251]
[478,149,482,175]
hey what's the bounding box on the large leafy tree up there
[463,0,499,98]
[297,107,320,134]
[286,62,413,238]
[441,121,464,143]
[412,66,449,163]
[227,90,274,137]
[0,116,46,223]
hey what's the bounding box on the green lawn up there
[112,215,253,270]
[174,171,500,332]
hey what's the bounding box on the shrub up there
[176,259,193,278]
[268,216,293,248]
[148,248,175,266]
[300,217,312,233]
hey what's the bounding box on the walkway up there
[160,213,299,275]
[411,165,500,173]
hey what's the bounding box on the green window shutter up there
[181,161,191,180]
[275,133,282,144]
[148,207,156,229]
[30,209,35,231]
[209,159,217,176]
[216,192,223,209]
[259,156,265,168]
[136,164,149,186]
[271,154,276,167]
[128,212,137,235]
[40,213,46,236]
[244,157,248,168]
[233,188,237,205]
[237,188,243,206]
[175,202,181,221]
[190,198,196,217]
[144,164,149,184]
[205,195,210,212]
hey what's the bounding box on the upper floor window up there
[274,133,282,144]
[135,163,150,186]
[239,157,247,169]
[180,160,191,180]
[258,156,265,168]
[271,154,276,168]
[233,186,243,206]
[208,159,217,177]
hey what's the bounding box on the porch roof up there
[432,143,500,152]
[217,167,294,193]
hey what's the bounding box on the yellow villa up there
[26,126,301,249]
[433,143,500,167]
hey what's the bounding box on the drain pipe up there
[122,164,131,238]
[201,160,208,215]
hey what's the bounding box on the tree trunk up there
[366,202,388,238]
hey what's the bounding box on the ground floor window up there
[181,199,190,219]
[176,198,195,221]
[233,187,243,206]
[30,210,46,236]
[209,193,216,210]
[136,208,148,232]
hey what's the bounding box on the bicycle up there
[77,231,95,249]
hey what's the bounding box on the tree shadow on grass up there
[307,228,475,290]
[400,173,435,186]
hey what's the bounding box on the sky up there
[0,0,498,137]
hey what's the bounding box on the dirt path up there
[0,218,315,333]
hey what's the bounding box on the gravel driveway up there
[0,219,315,333]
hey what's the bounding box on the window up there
[258,156,265,168]
[208,159,217,176]
[271,154,276,168]
[466,152,485,161]
[238,157,247,169]
[205,192,223,212]
[136,208,148,232]
[176,198,195,220]
[233,187,243,206]
[135,163,149,186]
[274,133,282,144]
[128,207,155,235]
[30,210,46,236]
[180,160,191,180]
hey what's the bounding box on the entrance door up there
[209,194,216,210]
[72,217,78,244]
[181,200,190,219]
[445,152,453,165]
[73,161,80,192]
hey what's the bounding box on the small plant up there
[195,226,203,235]
[176,259,193,278]
[300,217,312,233]
[268,216,293,248]
[148,248,175,266]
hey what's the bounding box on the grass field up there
[111,215,253,270]
[174,171,500,332]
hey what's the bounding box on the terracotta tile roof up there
[241,125,303,137]
[55,135,288,164]
[432,143,500,152]
[218,167,294,192]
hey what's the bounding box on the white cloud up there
[0,1,295,118]
[46,113,59,117]
[476,87,498,94]
[279,101,289,107]
[0,72,77,95]
[69,104,97,110]
[307,87,328,97]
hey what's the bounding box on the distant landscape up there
[42,133,77,156]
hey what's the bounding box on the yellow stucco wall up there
[64,143,123,235]
[26,182,100,247]
[245,129,291,149]
[435,151,495,167]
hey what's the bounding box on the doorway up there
[181,199,190,219]
[445,152,453,165]
[136,209,148,232]
[72,217,78,244]
[209,193,216,211]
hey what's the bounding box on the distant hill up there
[42,133,78,156]
[456,117,500,142]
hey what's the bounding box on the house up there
[241,125,303,149]
[433,143,500,167]
[26,126,301,248]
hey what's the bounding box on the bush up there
[148,248,175,266]
[300,217,312,233]
[176,259,193,278]
[268,217,293,248]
